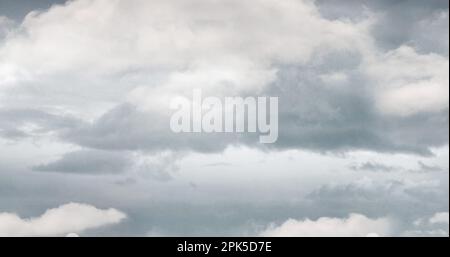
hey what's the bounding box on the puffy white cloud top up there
[260,213,392,237]
[0,203,126,237]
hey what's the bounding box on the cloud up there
[30,146,183,180]
[61,103,239,153]
[132,151,183,181]
[260,213,392,237]
[411,10,449,56]
[0,0,448,237]
[418,161,444,173]
[0,108,82,141]
[32,149,132,175]
[367,46,449,116]
[306,177,449,220]
[404,212,449,236]
[349,161,445,173]
[368,0,449,55]
[0,0,447,157]
[429,212,449,225]
[32,148,182,180]
[349,161,399,172]
[0,16,14,40]
[317,0,449,55]
[0,203,126,236]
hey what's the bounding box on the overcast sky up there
[0,0,448,237]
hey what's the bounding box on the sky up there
[0,0,448,237]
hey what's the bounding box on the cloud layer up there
[0,0,447,156]
[0,0,448,237]
[0,203,126,236]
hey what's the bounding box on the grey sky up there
[0,0,448,237]
[0,0,66,20]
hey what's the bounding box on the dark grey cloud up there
[32,149,132,175]
[0,108,83,140]
[30,147,182,180]
[418,161,445,172]
[369,0,449,55]
[349,162,399,172]
[264,43,448,154]
[0,128,27,140]
[301,177,449,236]
[70,52,446,156]
[59,176,450,236]
[58,101,444,156]
[61,104,241,153]
[306,177,449,224]
[264,64,447,155]
[349,160,447,173]
[316,0,448,19]
[316,0,449,55]
[52,52,447,156]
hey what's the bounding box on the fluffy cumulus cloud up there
[0,203,126,236]
[0,0,448,236]
[0,0,367,73]
[260,213,392,237]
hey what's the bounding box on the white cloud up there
[366,46,449,116]
[4,0,367,71]
[0,203,126,237]
[429,212,449,225]
[260,213,392,237]
[0,0,372,112]
[65,233,80,237]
